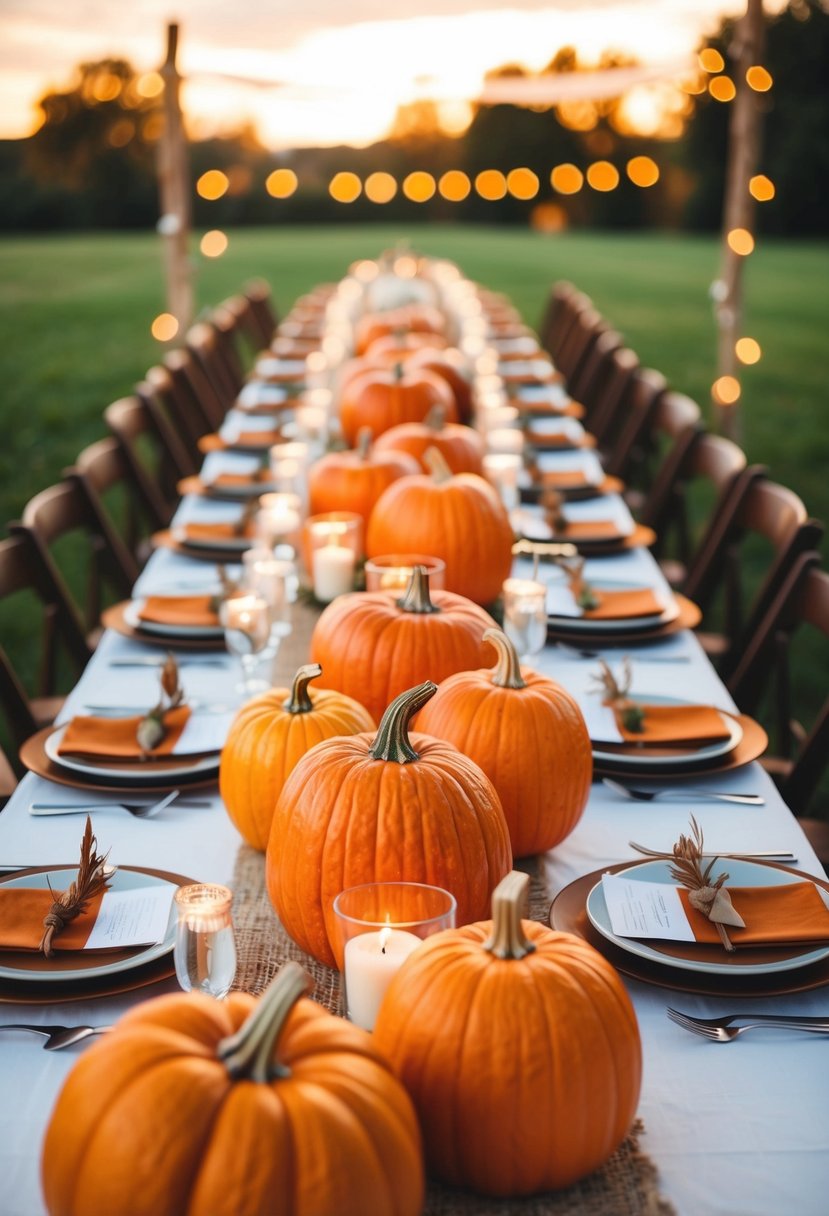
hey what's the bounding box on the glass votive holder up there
[302,512,363,601]
[244,554,296,643]
[477,404,520,433]
[220,591,272,695]
[486,427,525,458]
[173,884,237,999]
[502,576,548,661]
[332,882,457,1031]
[255,492,302,551]
[483,452,522,511]
[364,554,446,594]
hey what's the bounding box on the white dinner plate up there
[0,868,178,983]
[123,600,225,642]
[44,724,220,784]
[171,525,253,553]
[586,859,829,976]
[590,693,743,769]
[546,580,678,633]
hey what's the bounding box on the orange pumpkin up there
[405,346,474,423]
[366,447,514,605]
[42,964,424,1216]
[355,304,446,354]
[374,871,642,1196]
[219,663,375,851]
[417,628,592,857]
[373,404,485,475]
[364,331,449,364]
[310,565,496,723]
[338,364,457,447]
[267,681,512,967]
[308,428,420,525]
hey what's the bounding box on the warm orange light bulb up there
[329,172,362,203]
[197,170,229,201]
[506,167,539,200]
[749,174,775,202]
[586,161,619,192]
[438,170,471,202]
[265,169,298,199]
[403,171,436,203]
[200,230,228,258]
[626,156,660,188]
[551,163,583,195]
[735,337,761,365]
[475,169,507,201]
[727,227,755,256]
[712,375,741,405]
[365,172,397,204]
[151,313,179,342]
[709,76,737,103]
[699,48,725,73]
[746,65,773,92]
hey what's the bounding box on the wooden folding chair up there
[139,361,213,465]
[632,391,702,505]
[214,295,264,368]
[728,551,829,864]
[73,436,164,568]
[555,306,610,390]
[243,279,279,347]
[186,321,242,416]
[569,327,623,412]
[684,473,823,673]
[0,532,92,768]
[604,367,668,483]
[541,289,592,367]
[537,281,578,362]
[589,346,640,450]
[105,393,194,513]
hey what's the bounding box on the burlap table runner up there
[230,594,674,1216]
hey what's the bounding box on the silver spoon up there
[0,1024,112,1050]
[28,791,211,818]
[603,777,764,805]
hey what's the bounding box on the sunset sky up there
[0,1,771,149]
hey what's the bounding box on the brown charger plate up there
[20,726,220,795]
[197,431,286,454]
[0,865,195,1003]
[521,474,624,504]
[515,518,657,555]
[101,602,226,652]
[176,475,276,501]
[547,593,701,645]
[592,713,768,779]
[550,859,829,996]
[151,529,254,565]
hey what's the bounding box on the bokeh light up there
[709,76,737,102]
[196,170,229,201]
[403,171,436,202]
[626,156,660,188]
[712,375,741,405]
[200,230,228,258]
[265,169,298,199]
[91,73,122,103]
[475,169,507,201]
[151,313,179,342]
[550,163,584,195]
[746,65,773,92]
[365,172,398,204]
[438,170,471,202]
[329,172,362,203]
[727,227,755,256]
[531,202,568,233]
[699,48,725,73]
[136,72,164,99]
[749,174,775,202]
[506,167,539,200]
[586,161,619,192]
[735,337,762,365]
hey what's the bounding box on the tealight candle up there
[483,452,522,510]
[303,512,362,597]
[486,426,525,456]
[313,539,355,602]
[343,926,422,1032]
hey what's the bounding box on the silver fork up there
[28,791,211,818]
[667,1008,829,1042]
[603,778,764,806]
[629,840,796,862]
[0,1024,113,1050]
[556,641,690,663]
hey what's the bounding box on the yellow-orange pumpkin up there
[354,304,447,355]
[219,664,375,851]
[404,346,474,423]
[417,628,592,856]
[373,404,485,475]
[266,681,512,967]
[374,871,642,1196]
[338,364,458,447]
[310,566,496,723]
[307,428,420,525]
[366,448,514,605]
[43,964,424,1216]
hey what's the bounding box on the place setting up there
[519,447,622,501]
[176,451,279,501]
[510,488,658,553]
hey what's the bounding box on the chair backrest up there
[589,345,640,448]
[12,475,137,642]
[555,306,608,388]
[243,278,279,347]
[604,366,668,481]
[569,327,623,410]
[685,472,824,670]
[537,281,578,360]
[0,532,91,749]
[105,393,195,509]
[140,361,211,462]
[215,294,264,367]
[728,551,829,815]
[167,343,227,433]
[186,321,241,415]
[635,391,702,513]
[74,435,165,561]
[543,289,592,366]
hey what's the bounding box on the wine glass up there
[219,592,272,696]
[173,884,237,999]
[502,577,548,661]
[242,553,297,674]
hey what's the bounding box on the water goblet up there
[502,576,547,661]
[174,884,237,999]
[219,592,272,695]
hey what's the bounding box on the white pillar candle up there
[344,926,422,1031]
[313,542,355,602]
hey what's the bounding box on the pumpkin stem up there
[283,663,322,714]
[217,961,312,1082]
[356,427,373,460]
[369,680,437,764]
[424,404,446,431]
[424,445,453,484]
[392,361,405,384]
[482,871,536,961]
[397,566,440,615]
[484,628,526,690]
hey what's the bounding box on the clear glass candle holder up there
[255,492,302,552]
[502,576,548,661]
[364,554,446,594]
[174,884,237,999]
[220,592,272,695]
[302,512,362,601]
[486,426,525,456]
[483,452,523,511]
[332,882,456,1031]
[243,554,296,664]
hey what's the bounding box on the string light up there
[438,170,471,201]
[365,172,397,203]
[626,156,659,187]
[475,169,507,200]
[749,174,775,201]
[506,167,539,200]
[727,227,755,255]
[746,65,773,92]
[586,161,619,191]
[709,76,737,102]
[735,337,762,365]
[712,375,741,405]
[699,48,725,73]
[265,169,298,198]
[329,172,361,202]
[403,171,436,202]
[200,230,228,257]
[151,313,179,342]
[551,163,584,194]
[196,170,229,200]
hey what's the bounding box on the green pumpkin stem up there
[356,427,373,460]
[484,627,526,690]
[482,871,537,961]
[397,566,440,615]
[424,404,446,431]
[283,663,322,714]
[369,680,437,764]
[392,361,405,383]
[217,961,312,1082]
[424,445,453,484]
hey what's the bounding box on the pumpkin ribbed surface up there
[417,639,592,857]
[366,469,514,605]
[338,366,457,447]
[43,982,424,1216]
[307,441,419,525]
[267,720,511,968]
[373,412,485,475]
[404,347,473,422]
[310,587,495,723]
[220,675,375,851]
[373,918,641,1197]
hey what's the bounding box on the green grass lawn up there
[1,223,827,807]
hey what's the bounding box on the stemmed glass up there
[502,577,548,661]
[242,550,296,678]
[219,592,272,696]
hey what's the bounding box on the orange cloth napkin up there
[613,703,732,746]
[679,882,829,948]
[584,588,664,620]
[138,595,219,628]
[183,521,256,544]
[0,888,105,952]
[537,470,591,490]
[551,519,622,542]
[58,706,191,760]
[232,429,283,447]
[211,470,270,489]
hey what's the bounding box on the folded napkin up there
[679,882,829,948]
[211,470,273,490]
[551,519,623,542]
[614,703,732,746]
[182,521,256,544]
[0,888,105,953]
[58,706,191,760]
[138,595,219,628]
[584,588,664,620]
[226,429,283,449]
[536,469,592,490]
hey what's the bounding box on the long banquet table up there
[1,284,828,1215]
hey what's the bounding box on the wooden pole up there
[712,0,766,440]
[157,22,193,335]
